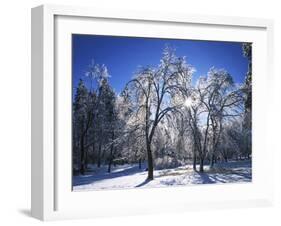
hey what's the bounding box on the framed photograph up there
[31,4,274,221]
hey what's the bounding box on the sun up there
[184,98,193,108]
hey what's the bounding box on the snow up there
[73,160,252,191]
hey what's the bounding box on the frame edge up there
[31,5,44,221]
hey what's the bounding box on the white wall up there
[0,0,280,225]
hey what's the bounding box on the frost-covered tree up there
[73,61,121,174]
[219,119,244,162]
[242,43,252,158]
[204,68,243,167]
[95,75,116,168]
[187,67,244,171]
[124,46,195,180]
[242,43,252,122]
[184,91,204,171]
[73,79,95,174]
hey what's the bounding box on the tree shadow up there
[135,178,152,187]
[73,161,252,188]
[193,169,252,184]
[193,171,216,184]
[232,171,252,180]
[73,164,147,186]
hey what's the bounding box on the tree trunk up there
[92,144,95,164]
[139,158,142,169]
[210,154,215,168]
[107,157,112,173]
[193,147,197,171]
[224,156,228,162]
[80,136,85,175]
[85,150,88,170]
[107,132,115,173]
[199,158,204,172]
[107,148,113,173]
[210,133,216,168]
[97,142,102,168]
[147,143,154,180]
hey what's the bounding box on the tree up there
[124,46,194,179]
[242,43,252,159]
[84,61,117,168]
[72,61,122,174]
[242,43,252,125]
[220,119,245,161]
[184,92,204,171]
[190,68,244,170]
[73,79,94,174]
[103,84,117,173]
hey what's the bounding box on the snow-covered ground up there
[73,160,252,191]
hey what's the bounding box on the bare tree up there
[196,68,244,168]
[124,46,194,180]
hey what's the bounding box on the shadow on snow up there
[73,160,252,188]
[73,163,147,186]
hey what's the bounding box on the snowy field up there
[73,160,252,191]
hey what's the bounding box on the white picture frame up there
[31,4,274,221]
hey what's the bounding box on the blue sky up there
[72,34,249,94]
